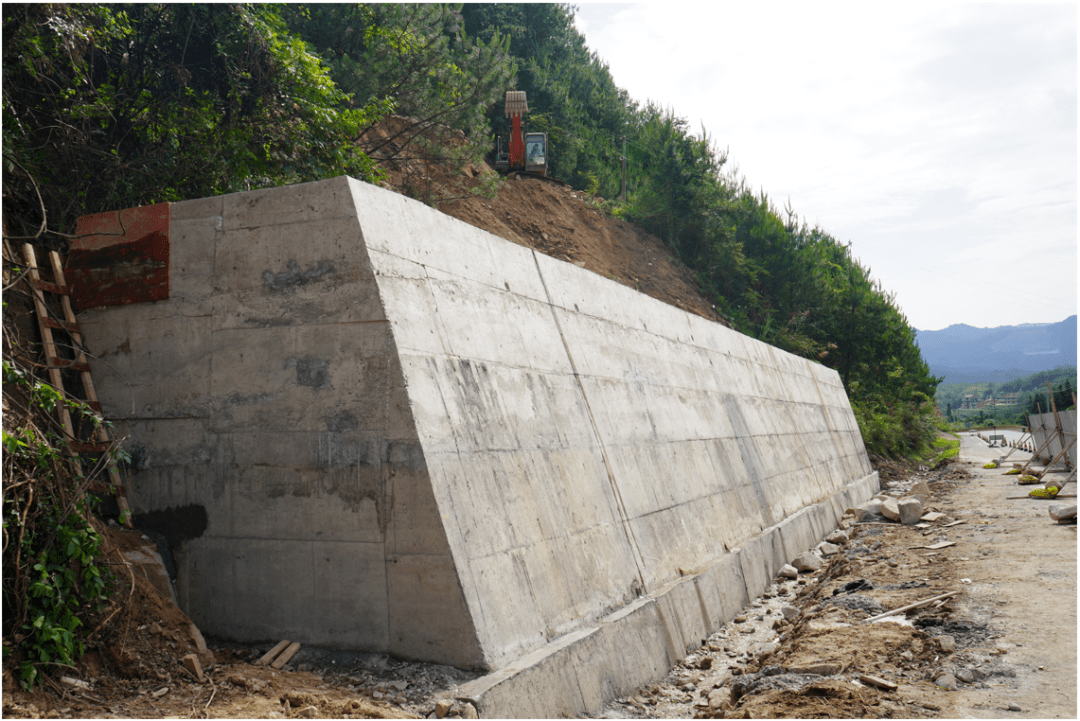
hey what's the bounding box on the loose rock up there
[817,541,841,556]
[778,564,799,579]
[1008,702,1022,712]
[707,688,731,710]
[880,497,901,521]
[935,672,957,691]
[790,662,841,676]
[909,480,931,505]
[825,529,849,545]
[856,499,883,521]
[181,653,204,683]
[938,635,957,653]
[460,702,479,719]
[435,699,454,718]
[1049,503,1077,521]
[781,605,801,621]
[898,497,923,525]
[792,552,823,572]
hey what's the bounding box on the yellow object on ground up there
[1004,468,1021,475]
[1029,486,1059,499]
[1017,475,1040,485]
[983,462,998,469]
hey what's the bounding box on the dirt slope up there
[432,166,724,325]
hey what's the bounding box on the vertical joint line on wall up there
[719,391,775,528]
[807,361,843,456]
[530,252,649,592]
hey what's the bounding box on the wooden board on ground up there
[271,642,302,670]
[254,640,291,666]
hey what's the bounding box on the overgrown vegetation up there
[3,2,946,685]
[930,435,960,464]
[1,359,120,688]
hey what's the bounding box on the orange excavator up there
[494,91,549,177]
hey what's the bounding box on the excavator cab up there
[524,132,548,177]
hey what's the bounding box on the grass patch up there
[929,435,960,465]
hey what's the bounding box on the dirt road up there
[948,433,1076,719]
[598,434,1077,719]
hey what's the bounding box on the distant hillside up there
[916,316,1077,382]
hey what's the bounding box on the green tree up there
[285,4,515,180]
[3,3,380,238]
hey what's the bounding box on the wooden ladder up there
[21,243,132,526]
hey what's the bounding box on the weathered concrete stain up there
[325,411,359,432]
[224,392,274,406]
[261,260,334,293]
[285,356,331,390]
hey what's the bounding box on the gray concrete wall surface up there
[1028,409,1076,467]
[73,176,877,686]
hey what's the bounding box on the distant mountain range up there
[915,315,1077,383]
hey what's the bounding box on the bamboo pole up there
[861,591,961,624]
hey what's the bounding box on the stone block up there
[898,497,923,525]
[1049,503,1077,521]
[182,653,204,682]
[792,552,823,572]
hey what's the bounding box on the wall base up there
[453,471,879,718]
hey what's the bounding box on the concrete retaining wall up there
[72,176,877,709]
[1028,410,1077,467]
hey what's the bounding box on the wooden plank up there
[42,317,80,332]
[29,278,71,295]
[86,482,125,495]
[858,674,898,692]
[942,520,966,528]
[254,640,291,666]
[1048,383,1068,468]
[1020,432,1057,475]
[271,642,302,670]
[67,440,114,454]
[911,541,955,550]
[46,358,91,373]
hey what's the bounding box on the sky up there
[574,3,1077,331]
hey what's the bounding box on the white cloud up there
[575,2,1077,329]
